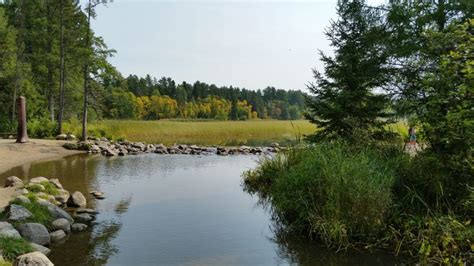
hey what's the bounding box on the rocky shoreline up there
[0,176,102,265]
[62,137,283,157]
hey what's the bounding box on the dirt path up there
[0,139,84,208]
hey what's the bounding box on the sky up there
[92,0,385,91]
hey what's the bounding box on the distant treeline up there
[0,1,306,136]
[106,75,306,120]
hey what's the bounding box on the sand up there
[0,139,84,208]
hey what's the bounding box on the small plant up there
[39,181,59,196]
[11,200,53,226]
[0,237,33,261]
[24,183,44,193]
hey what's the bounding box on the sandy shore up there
[0,139,84,208]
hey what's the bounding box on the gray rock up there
[46,204,74,222]
[29,243,51,256]
[29,177,48,184]
[14,195,31,204]
[54,189,70,205]
[51,218,71,233]
[49,230,66,243]
[73,213,93,223]
[13,251,53,266]
[67,191,87,208]
[0,222,21,238]
[66,134,76,140]
[48,179,63,189]
[4,176,23,188]
[76,208,98,215]
[56,134,67,140]
[5,204,32,222]
[18,223,50,246]
[71,223,88,232]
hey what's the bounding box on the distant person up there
[408,127,416,144]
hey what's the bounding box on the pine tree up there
[305,0,391,142]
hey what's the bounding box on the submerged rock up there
[13,251,53,266]
[73,213,93,223]
[76,208,98,215]
[18,223,50,246]
[50,230,66,243]
[71,223,88,232]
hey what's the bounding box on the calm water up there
[1,154,400,266]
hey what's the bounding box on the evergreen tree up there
[305,0,391,142]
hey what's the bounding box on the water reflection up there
[1,155,400,265]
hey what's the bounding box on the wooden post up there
[16,96,28,143]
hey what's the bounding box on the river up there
[1,154,400,265]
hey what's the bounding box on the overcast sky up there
[92,0,384,91]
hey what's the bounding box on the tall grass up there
[244,143,399,248]
[243,142,473,263]
[64,119,315,146]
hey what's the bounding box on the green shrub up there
[244,143,401,248]
[0,237,33,261]
[27,117,56,138]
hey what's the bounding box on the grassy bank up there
[243,143,473,264]
[63,119,315,146]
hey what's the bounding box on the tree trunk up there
[16,96,28,143]
[58,0,65,135]
[81,0,92,141]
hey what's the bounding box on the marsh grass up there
[244,143,399,248]
[0,237,33,261]
[64,119,315,145]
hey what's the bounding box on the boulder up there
[29,177,48,184]
[4,176,23,188]
[50,230,66,243]
[51,218,71,233]
[56,134,67,140]
[54,189,70,205]
[18,223,50,246]
[15,188,29,196]
[46,204,74,222]
[66,134,76,140]
[13,251,53,266]
[48,179,63,189]
[67,191,86,208]
[71,223,88,232]
[5,204,32,222]
[29,243,51,256]
[0,222,21,238]
[73,213,93,223]
[26,183,45,192]
[14,195,31,205]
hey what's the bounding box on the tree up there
[305,0,391,142]
[0,6,17,131]
[81,0,111,141]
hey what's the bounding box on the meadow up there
[64,119,315,146]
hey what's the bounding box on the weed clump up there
[0,237,33,261]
